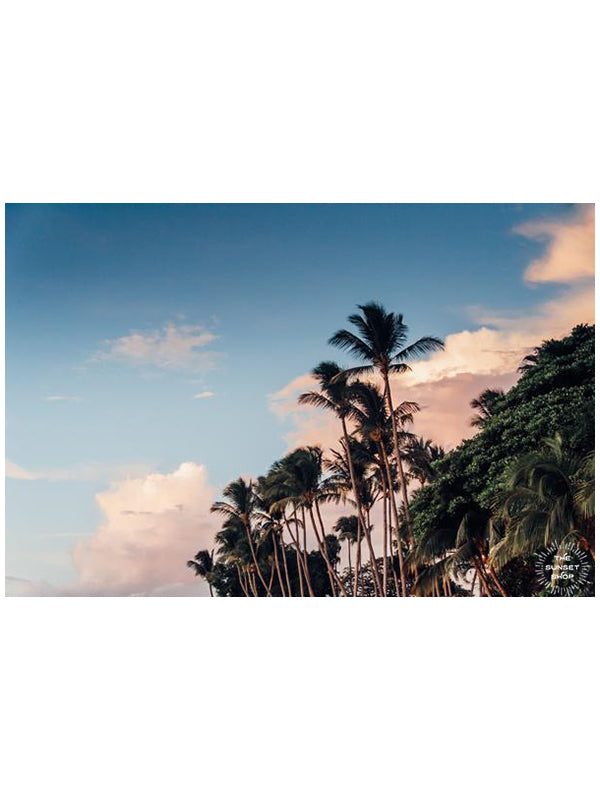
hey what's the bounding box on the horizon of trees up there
[188,304,595,597]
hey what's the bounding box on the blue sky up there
[5,203,592,593]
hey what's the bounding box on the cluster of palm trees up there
[411,433,595,596]
[188,302,595,597]
[189,302,448,596]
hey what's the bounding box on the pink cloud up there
[70,462,217,596]
[515,203,594,284]
[94,323,219,371]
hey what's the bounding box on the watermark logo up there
[535,542,593,596]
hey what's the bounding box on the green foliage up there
[411,325,595,542]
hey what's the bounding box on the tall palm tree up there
[187,549,215,596]
[491,434,596,567]
[299,361,373,596]
[268,447,347,596]
[329,302,444,545]
[211,477,272,596]
[347,380,418,596]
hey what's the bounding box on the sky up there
[5,203,595,596]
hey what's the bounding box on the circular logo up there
[535,541,593,596]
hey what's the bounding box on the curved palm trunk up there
[315,500,348,596]
[382,373,414,547]
[488,562,508,597]
[310,503,346,596]
[473,557,492,597]
[296,507,313,594]
[271,530,287,596]
[285,516,314,596]
[243,521,272,596]
[378,441,408,596]
[235,563,250,597]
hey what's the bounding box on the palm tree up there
[347,380,418,596]
[299,361,374,596]
[267,447,347,596]
[211,477,272,596]
[411,512,507,597]
[329,302,444,546]
[405,437,445,486]
[187,549,215,596]
[333,515,362,574]
[491,434,596,567]
[469,388,505,428]
[213,518,255,596]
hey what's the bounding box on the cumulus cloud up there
[515,203,594,284]
[94,323,219,371]
[8,462,218,596]
[70,462,217,596]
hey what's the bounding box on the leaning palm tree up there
[491,434,596,567]
[187,549,215,596]
[411,511,507,597]
[211,477,272,596]
[329,302,444,545]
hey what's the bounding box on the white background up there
[2,2,597,799]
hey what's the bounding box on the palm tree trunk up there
[271,530,287,596]
[348,541,352,573]
[340,417,372,597]
[315,500,348,596]
[295,548,305,596]
[243,521,272,596]
[383,372,414,547]
[488,562,508,597]
[297,507,312,592]
[235,563,250,597]
[473,558,492,597]
[310,503,346,596]
[382,473,389,596]
[379,441,408,596]
[285,516,314,596]
[280,532,293,597]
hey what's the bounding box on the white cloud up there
[194,391,215,399]
[94,323,220,371]
[5,459,155,483]
[45,395,82,402]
